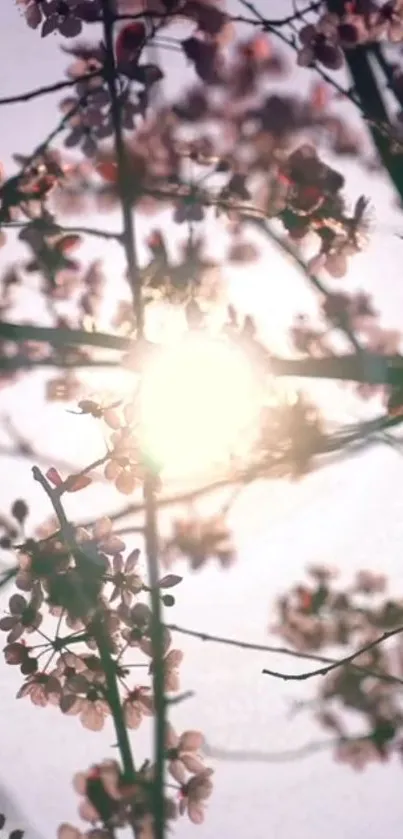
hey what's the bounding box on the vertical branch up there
[100,0,144,334]
[325,0,403,204]
[100,4,166,837]
[372,43,403,111]
[144,474,166,839]
[93,615,137,782]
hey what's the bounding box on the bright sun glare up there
[139,334,263,480]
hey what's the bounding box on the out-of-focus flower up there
[60,674,110,730]
[120,601,153,647]
[72,760,123,824]
[164,514,235,570]
[179,768,214,824]
[123,685,154,728]
[76,517,126,558]
[104,427,145,494]
[17,671,61,707]
[335,738,381,770]
[3,640,38,675]
[297,15,344,70]
[108,548,143,605]
[166,725,205,783]
[354,570,387,594]
[0,590,43,642]
[372,0,403,42]
[145,645,183,692]
[46,374,82,402]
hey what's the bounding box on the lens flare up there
[139,334,263,479]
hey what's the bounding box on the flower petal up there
[57,824,82,839]
[169,760,186,784]
[180,730,204,751]
[188,802,205,824]
[9,594,26,615]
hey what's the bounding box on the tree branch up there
[101,0,143,331]
[324,0,403,203]
[202,737,335,763]
[167,623,403,685]
[32,466,137,785]
[262,623,403,682]
[0,321,397,384]
[0,357,119,371]
[2,220,122,241]
[0,72,101,107]
[251,217,365,356]
[100,3,166,835]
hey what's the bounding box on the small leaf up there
[158,574,182,589]
[64,474,92,493]
[46,468,63,487]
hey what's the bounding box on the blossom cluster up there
[0,500,215,836]
[298,3,403,70]
[271,565,403,769]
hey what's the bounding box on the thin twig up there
[237,0,362,108]
[0,72,101,107]
[262,623,403,681]
[251,217,365,356]
[167,623,403,685]
[0,94,89,195]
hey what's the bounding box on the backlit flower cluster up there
[0,505,214,836]
[271,565,403,769]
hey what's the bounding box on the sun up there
[138,333,264,480]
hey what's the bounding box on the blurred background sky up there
[2,2,403,839]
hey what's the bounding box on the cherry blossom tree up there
[3,1,403,837]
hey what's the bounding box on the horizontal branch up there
[167,623,403,685]
[2,221,122,241]
[0,356,119,371]
[203,737,336,763]
[0,321,132,351]
[262,623,403,682]
[0,321,399,384]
